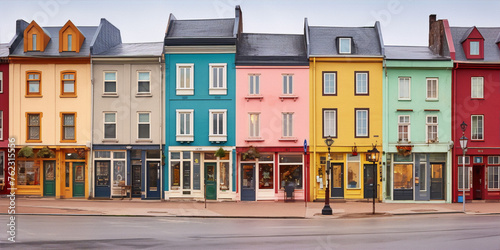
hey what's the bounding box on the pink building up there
[235,33,309,201]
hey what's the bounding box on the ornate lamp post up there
[322,136,334,215]
[367,145,380,214]
[460,121,468,212]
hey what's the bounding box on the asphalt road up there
[1,214,500,249]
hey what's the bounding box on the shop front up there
[386,153,448,201]
[14,146,88,198]
[455,154,500,201]
[165,146,236,201]
[93,146,162,200]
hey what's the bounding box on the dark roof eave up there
[164,37,236,46]
[236,61,309,66]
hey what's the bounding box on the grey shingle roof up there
[450,27,500,62]
[93,42,163,57]
[167,18,235,38]
[308,26,383,57]
[10,26,98,57]
[385,46,450,60]
[236,33,308,65]
[0,43,9,57]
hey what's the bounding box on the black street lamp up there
[367,145,380,214]
[460,121,468,212]
[322,136,334,215]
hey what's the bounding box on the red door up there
[473,166,484,200]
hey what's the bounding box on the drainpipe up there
[89,58,94,199]
[312,57,316,201]
[159,56,163,200]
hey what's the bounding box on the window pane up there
[139,113,149,123]
[255,75,259,94]
[183,161,191,189]
[67,34,72,51]
[470,41,479,55]
[64,115,74,126]
[220,162,229,190]
[394,164,413,189]
[64,81,75,93]
[279,165,302,189]
[139,124,149,138]
[138,72,149,80]
[29,82,40,93]
[340,38,350,53]
[104,124,116,138]
[64,127,75,140]
[29,115,40,126]
[104,82,116,93]
[29,127,40,140]
[171,162,180,187]
[104,113,115,122]
[186,113,190,134]
[185,68,191,88]
[138,82,150,92]
[105,73,116,81]
[347,161,360,188]
[218,113,223,134]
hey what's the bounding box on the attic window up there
[67,34,73,51]
[32,34,37,51]
[339,38,351,54]
[470,41,479,55]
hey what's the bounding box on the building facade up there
[91,42,164,199]
[235,33,309,201]
[0,44,10,195]
[8,19,117,198]
[306,20,384,201]
[383,45,453,202]
[163,7,242,201]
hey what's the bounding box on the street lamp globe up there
[459,135,468,150]
[325,136,334,149]
[367,146,380,163]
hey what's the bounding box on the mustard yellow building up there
[8,19,120,198]
[305,20,384,201]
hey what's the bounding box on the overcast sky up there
[1,0,499,46]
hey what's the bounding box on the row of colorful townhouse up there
[1,8,499,203]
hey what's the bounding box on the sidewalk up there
[1,197,499,218]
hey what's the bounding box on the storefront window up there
[18,161,39,185]
[114,152,125,159]
[65,152,85,160]
[259,154,273,162]
[394,164,413,189]
[193,153,201,190]
[259,163,273,189]
[171,152,180,159]
[488,167,499,190]
[458,166,470,190]
[131,150,141,159]
[279,154,302,163]
[279,165,302,189]
[183,161,191,189]
[113,161,125,187]
[171,162,180,188]
[347,154,360,189]
[205,152,216,160]
[95,151,110,158]
[0,152,4,181]
[220,162,229,190]
[65,163,70,187]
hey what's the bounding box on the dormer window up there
[470,41,479,55]
[59,20,84,53]
[339,38,351,54]
[462,27,484,60]
[67,34,72,51]
[24,20,50,52]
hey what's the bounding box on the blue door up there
[95,161,110,198]
[146,161,161,199]
[241,163,256,201]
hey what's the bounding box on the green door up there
[205,163,217,200]
[43,161,56,196]
[73,162,85,197]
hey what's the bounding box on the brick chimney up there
[429,14,444,56]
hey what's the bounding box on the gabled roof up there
[459,26,484,43]
[385,46,450,60]
[93,42,163,57]
[306,22,384,57]
[450,27,500,62]
[236,33,308,66]
[0,43,9,58]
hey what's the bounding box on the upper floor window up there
[470,41,480,55]
[398,77,410,100]
[355,72,368,95]
[0,71,3,93]
[471,77,484,99]
[398,115,410,142]
[137,72,151,94]
[249,113,260,138]
[209,110,227,142]
[61,71,76,97]
[104,72,117,94]
[426,78,438,100]
[282,113,294,138]
[104,112,116,139]
[426,116,438,143]
[323,109,337,138]
[67,34,73,51]
[355,109,369,138]
[27,113,42,142]
[323,72,337,95]
[32,34,37,51]
[249,74,260,95]
[209,64,227,95]
[471,115,484,140]
[339,37,351,54]
[176,64,194,95]
[176,110,194,142]
[61,113,76,142]
[26,72,41,96]
[138,112,150,140]
[282,74,293,95]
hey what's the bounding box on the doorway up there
[43,161,56,196]
[205,163,217,200]
[146,161,161,199]
[95,161,111,198]
[72,162,85,197]
[331,163,344,198]
[364,164,377,199]
[241,163,256,201]
[473,166,484,200]
[430,163,444,200]
[131,163,142,198]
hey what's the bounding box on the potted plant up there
[242,146,260,160]
[18,146,35,158]
[37,146,55,158]
[215,147,226,158]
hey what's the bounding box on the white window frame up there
[398,77,411,100]
[209,63,227,95]
[470,41,480,56]
[137,112,151,140]
[103,71,117,95]
[458,166,471,190]
[249,113,260,138]
[0,71,3,93]
[471,115,484,141]
[426,78,439,100]
[398,115,410,142]
[339,37,351,54]
[355,109,369,138]
[355,72,368,95]
[458,156,470,165]
[103,112,117,140]
[282,74,293,95]
[471,77,484,99]
[249,74,260,95]
[209,109,227,142]
[488,166,500,190]
[0,110,3,140]
[426,115,438,143]
[176,64,194,95]
[282,112,294,138]
[323,72,336,95]
[176,109,194,142]
[323,109,337,138]
[137,71,151,94]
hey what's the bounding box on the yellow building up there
[8,19,120,198]
[305,20,384,201]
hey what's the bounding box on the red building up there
[431,15,500,202]
[0,43,10,195]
